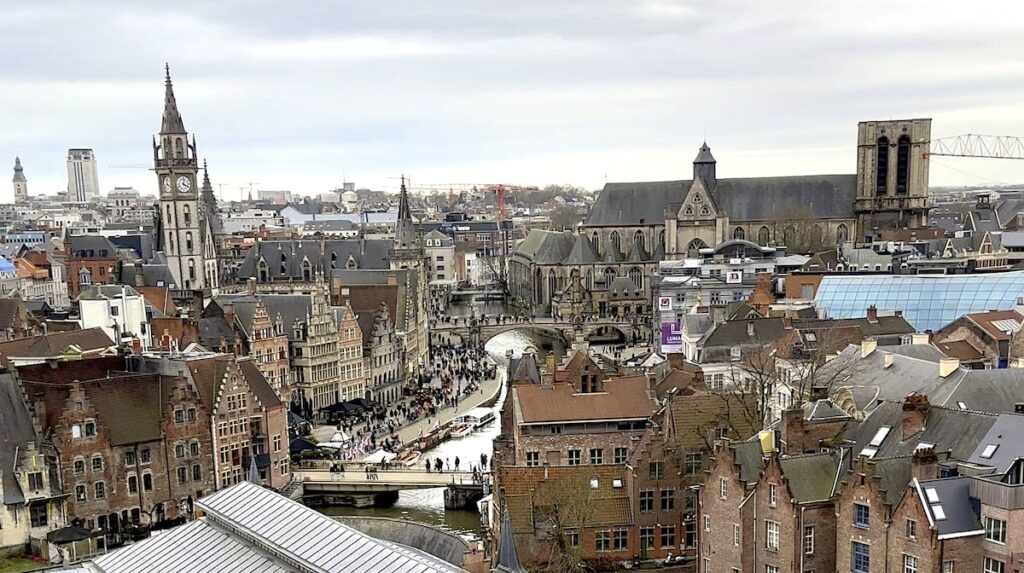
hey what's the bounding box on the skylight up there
[957,402,968,410]
[860,447,877,459]
[981,444,999,459]
[931,504,946,520]
[869,426,891,447]
[916,442,935,451]
[925,487,939,503]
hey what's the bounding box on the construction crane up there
[928,135,1024,160]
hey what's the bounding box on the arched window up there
[686,239,707,256]
[188,259,196,280]
[658,229,665,251]
[165,205,172,223]
[258,260,268,282]
[876,136,890,195]
[758,226,771,246]
[733,227,745,240]
[591,232,600,255]
[783,225,797,247]
[603,267,617,284]
[609,231,621,254]
[183,205,191,226]
[301,259,312,282]
[174,138,184,158]
[547,271,558,298]
[633,230,645,254]
[896,135,911,194]
[809,225,823,248]
[167,234,174,254]
[836,223,849,245]
[78,268,92,286]
[628,267,644,290]
[185,232,193,253]
[534,268,544,304]
[585,269,594,291]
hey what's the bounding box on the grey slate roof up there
[0,373,36,505]
[805,399,851,421]
[585,174,856,226]
[779,451,843,503]
[198,316,236,348]
[508,353,541,385]
[68,235,118,258]
[732,439,766,484]
[562,234,599,265]
[118,262,176,288]
[965,413,1024,474]
[218,294,312,343]
[917,476,984,539]
[846,402,998,462]
[238,239,392,280]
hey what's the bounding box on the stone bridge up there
[430,316,652,346]
[296,469,488,510]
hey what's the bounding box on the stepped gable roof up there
[514,375,653,424]
[562,234,599,265]
[779,451,844,503]
[586,174,855,226]
[238,357,282,408]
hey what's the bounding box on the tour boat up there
[397,450,422,467]
[454,407,496,429]
[449,423,474,438]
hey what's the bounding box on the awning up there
[362,450,397,464]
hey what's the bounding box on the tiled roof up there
[514,375,654,424]
[0,327,114,359]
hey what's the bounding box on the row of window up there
[638,489,675,512]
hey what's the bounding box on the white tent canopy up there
[362,450,397,464]
[316,431,352,449]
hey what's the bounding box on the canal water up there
[320,300,567,539]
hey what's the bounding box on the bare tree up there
[530,472,601,573]
[721,344,782,432]
[779,326,869,405]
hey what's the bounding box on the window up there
[766,520,779,550]
[649,461,663,479]
[94,481,106,500]
[906,518,917,538]
[110,306,118,316]
[854,503,870,528]
[28,472,44,491]
[876,137,890,195]
[84,421,96,437]
[896,135,911,194]
[614,447,628,464]
[187,408,197,421]
[128,475,137,494]
[175,443,185,458]
[525,451,539,467]
[984,558,1004,573]
[140,449,151,464]
[769,484,778,506]
[567,449,581,465]
[640,527,655,550]
[904,554,918,573]
[75,484,86,501]
[177,466,188,484]
[720,478,728,499]
[734,524,740,546]
[566,530,579,548]
[943,561,954,573]
[125,451,136,466]
[661,489,675,511]
[766,566,778,573]
[704,515,711,532]
[613,528,628,551]
[985,516,1007,544]
[685,453,701,475]
[273,434,282,452]
[640,489,654,513]
[590,448,604,465]
[190,442,200,456]
[74,459,85,475]
[92,456,102,471]
[804,525,814,555]
[852,541,870,573]
[30,503,47,528]
[142,473,153,491]
[595,530,610,552]
[661,525,676,548]
[174,409,185,423]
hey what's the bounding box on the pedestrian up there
[365,466,370,479]
[426,460,431,473]
[455,456,460,471]
[445,457,451,471]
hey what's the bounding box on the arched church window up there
[876,136,890,195]
[603,267,617,284]
[836,223,849,245]
[809,225,823,248]
[258,260,268,282]
[658,230,665,251]
[628,267,644,290]
[167,234,174,254]
[758,226,771,246]
[896,135,911,194]
[686,239,707,256]
[591,232,600,255]
[783,225,797,247]
[165,205,172,223]
[633,231,645,254]
[547,271,558,298]
[585,269,594,291]
[301,260,312,282]
[733,227,745,240]
[610,231,621,255]
[175,138,184,159]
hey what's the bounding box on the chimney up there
[543,354,556,388]
[883,352,894,369]
[911,447,939,481]
[901,395,930,439]
[911,332,930,345]
[810,384,828,401]
[780,407,806,455]
[1015,402,1024,415]
[133,261,144,288]
[861,337,877,358]
[782,316,793,329]
[247,277,256,294]
[746,321,755,338]
[866,305,878,324]
[939,357,960,378]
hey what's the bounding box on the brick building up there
[934,309,1024,369]
[216,297,291,399]
[332,303,366,404]
[18,358,214,534]
[65,236,119,298]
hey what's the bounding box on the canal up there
[319,300,567,539]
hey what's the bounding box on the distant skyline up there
[4,1,1024,203]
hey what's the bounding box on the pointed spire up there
[398,174,412,221]
[393,174,418,252]
[247,457,261,485]
[12,157,25,182]
[161,63,187,134]
[202,159,213,193]
[493,508,524,573]
[694,141,715,164]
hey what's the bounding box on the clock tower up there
[154,65,213,290]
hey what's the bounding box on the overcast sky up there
[3,1,1024,202]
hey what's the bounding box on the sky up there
[3,1,1024,202]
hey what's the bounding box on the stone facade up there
[290,279,345,411]
[236,299,290,399]
[854,119,932,239]
[366,302,403,405]
[333,304,367,403]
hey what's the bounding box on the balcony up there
[970,477,1024,510]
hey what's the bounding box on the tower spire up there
[398,174,412,221]
[12,157,25,182]
[392,174,418,252]
[161,63,186,134]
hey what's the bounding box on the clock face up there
[162,177,171,193]
[176,176,192,192]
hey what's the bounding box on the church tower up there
[854,118,931,241]
[12,157,27,203]
[154,65,208,290]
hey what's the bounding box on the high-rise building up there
[11,156,27,203]
[154,65,219,291]
[66,148,99,202]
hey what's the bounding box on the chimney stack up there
[883,352,894,369]
[911,332,930,345]
[866,305,878,324]
[781,407,806,455]
[861,337,877,358]
[911,447,939,481]
[134,261,144,288]
[939,357,960,378]
[902,394,930,439]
